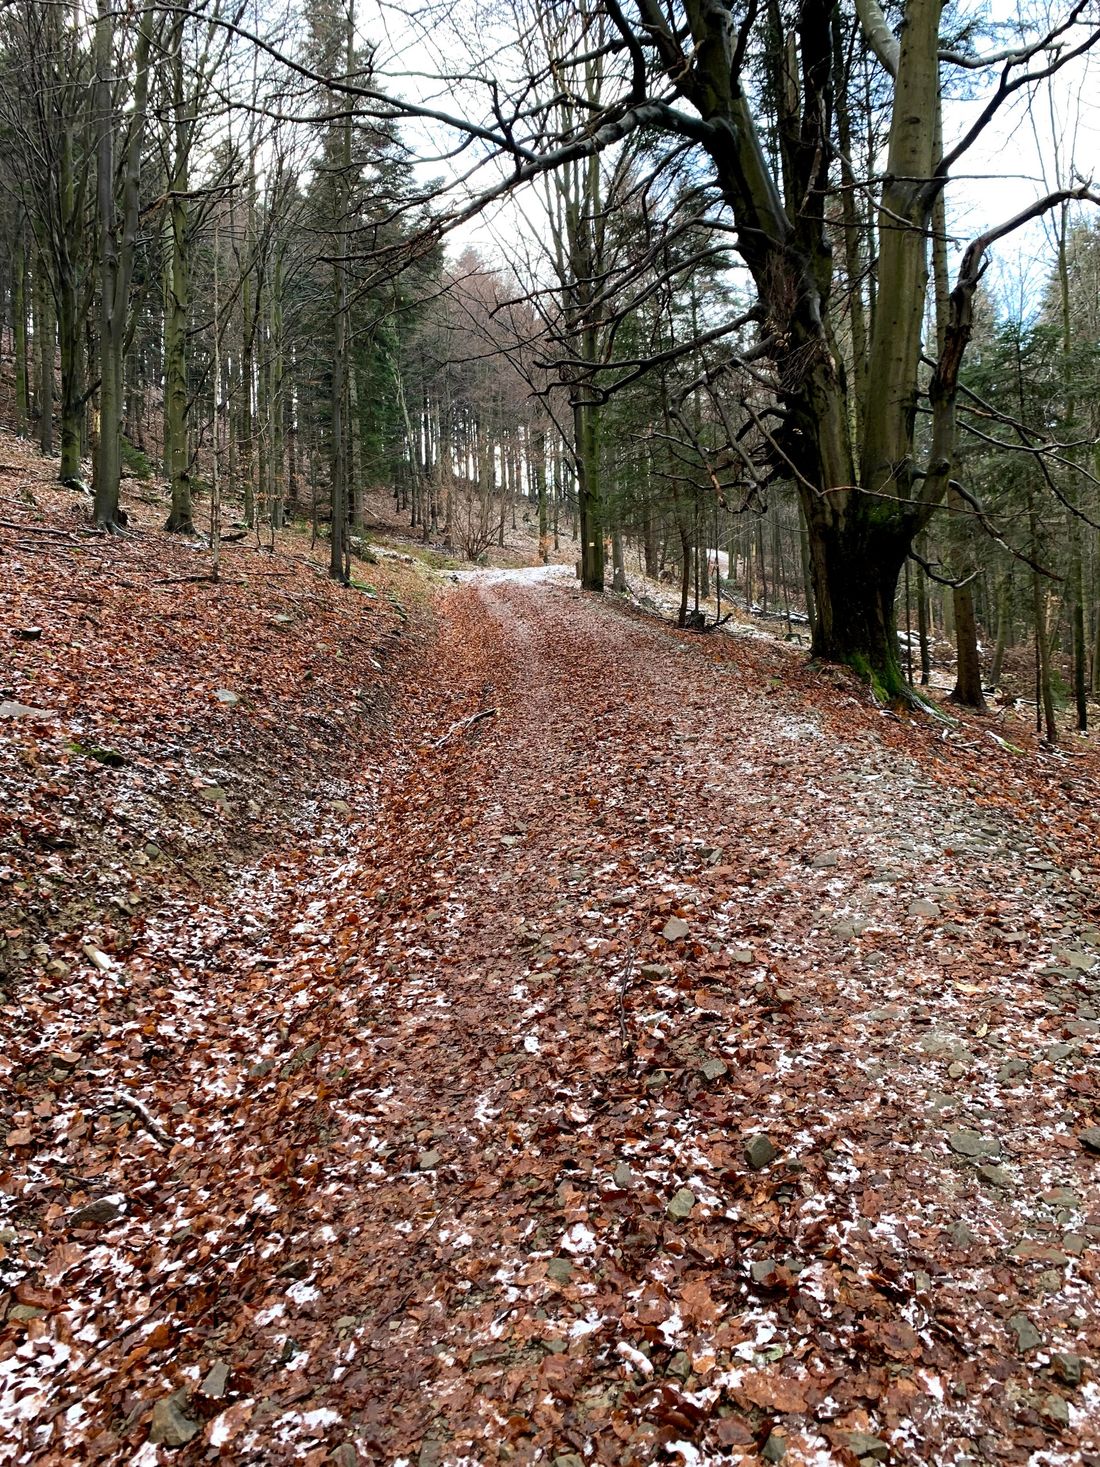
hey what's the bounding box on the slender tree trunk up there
[12,222,29,434]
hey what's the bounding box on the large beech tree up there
[344,0,1100,693]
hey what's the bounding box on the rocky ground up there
[2,454,1100,1466]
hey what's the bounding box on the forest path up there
[12,572,1100,1466]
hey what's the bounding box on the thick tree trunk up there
[806,504,911,698]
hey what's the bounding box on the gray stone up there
[0,701,50,719]
[553,1457,584,1467]
[1042,1394,1071,1427]
[762,1432,788,1463]
[844,1433,889,1461]
[417,1149,442,1170]
[149,1393,200,1447]
[700,1058,728,1082]
[729,947,755,963]
[948,1129,1000,1159]
[1078,1127,1100,1154]
[1058,950,1096,971]
[977,1165,1010,1188]
[199,784,227,803]
[997,1059,1029,1083]
[8,1305,44,1321]
[215,689,240,705]
[613,1161,634,1188]
[330,1446,359,1467]
[745,1133,778,1169]
[667,1187,696,1221]
[750,1258,778,1283]
[1062,1233,1087,1256]
[1007,1313,1042,1353]
[947,1061,968,1079]
[1047,1042,1075,1062]
[909,899,941,919]
[810,852,838,869]
[639,963,670,979]
[1052,1352,1083,1386]
[918,1031,973,1062]
[662,917,690,942]
[68,1197,124,1227]
[667,1351,691,1379]
[201,1361,229,1398]
[945,1221,974,1249]
[1067,1019,1100,1036]
[546,1257,573,1282]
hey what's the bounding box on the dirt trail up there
[6,572,1100,1466]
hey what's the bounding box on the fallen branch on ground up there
[432,708,498,747]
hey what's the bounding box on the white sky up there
[353,0,1098,312]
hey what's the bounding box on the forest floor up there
[3,447,1100,1467]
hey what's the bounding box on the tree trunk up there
[805,501,911,698]
[12,222,29,434]
[574,395,604,591]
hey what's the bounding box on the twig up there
[112,1090,173,1149]
[432,707,498,748]
[617,948,635,1065]
[0,519,95,541]
[152,572,219,586]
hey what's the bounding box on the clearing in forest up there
[3,508,1100,1465]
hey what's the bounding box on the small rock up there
[745,1133,778,1169]
[997,1059,1029,1083]
[1046,1042,1074,1062]
[330,1446,359,1467]
[945,1220,973,1248]
[215,689,240,705]
[810,852,838,869]
[68,1197,124,1227]
[82,944,114,972]
[417,1149,442,1171]
[947,1061,967,1079]
[729,947,754,963]
[1007,1312,1042,1353]
[662,916,690,942]
[0,701,50,719]
[947,1128,1000,1159]
[639,963,670,979]
[1042,1393,1071,1427]
[700,1057,728,1082]
[1051,1352,1083,1386]
[667,1187,696,1221]
[844,1432,889,1461]
[546,1257,573,1282]
[762,1432,788,1464]
[1062,1233,1087,1256]
[977,1165,1009,1189]
[149,1393,200,1447]
[613,1161,634,1188]
[199,784,227,803]
[553,1456,584,1467]
[750,1258,778,1283]
[909,898,941,919]
[201,1361,230,1398]
[1078,1127,1100,1154]
[667,1350,691,1379]
[8,1305,44,1322]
